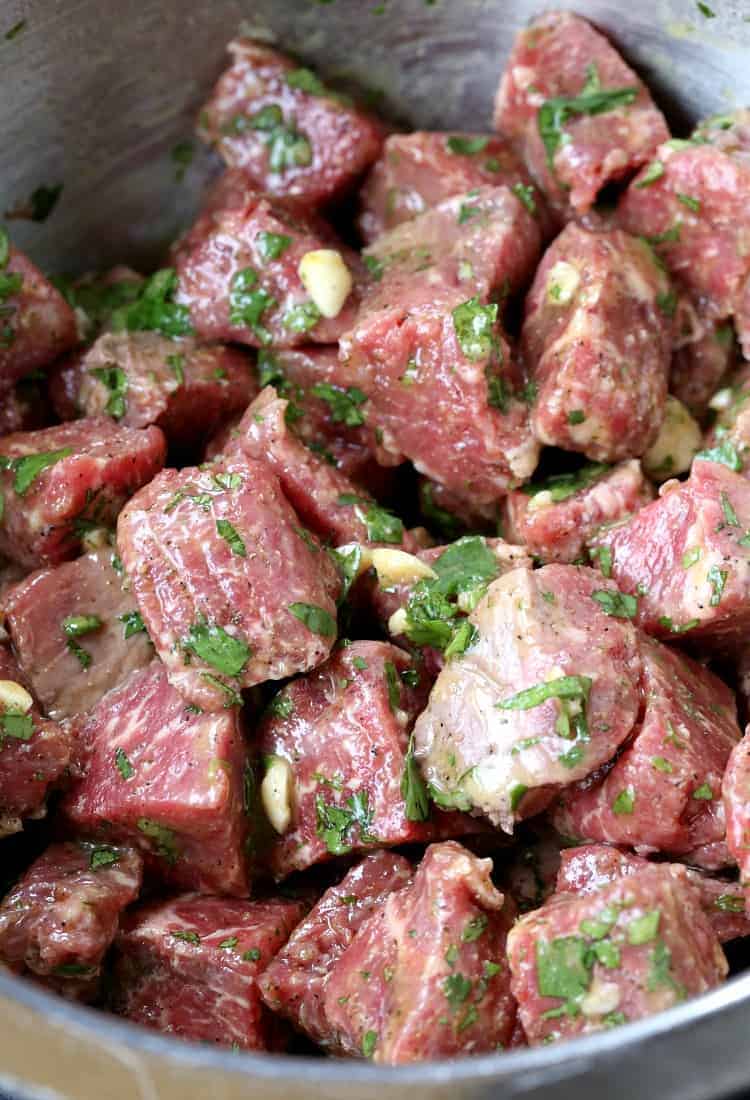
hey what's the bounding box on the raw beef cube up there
[0,417,167,569]
[116,456,340,710]
[413,564,642,833]
[112,893,306,1049]
[701,362,750,476]
[197,40,384,207]
[339,186,542,509]
[253,345,398,486]
[257,640,478,879]
[358,130,552,243]
[723,729,750,903]
[323,842,517,1064]
[0,646,73,836]
[619,132,750,328]
[503,460,653,565]
[507,863,726,1045]
[0,840,142,996]
[61,661,252,896]
[494,11,669,216]
[2,547,153,721]
[0,235,78,394]
[521,225,672,461]
[258,850,412,1047]
[556,844,750,944]
[554,637,741,865]
[589,457,750,644]
[65,332,258,450]
[670,310,736,418]
[173,173,362,348]
[225,386,407,548]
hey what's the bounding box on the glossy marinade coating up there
[116,456,340,710]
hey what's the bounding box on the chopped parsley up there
[0,447,72,495]
[110,268,193,339]
[311,382,367,427]
[720,491,740,527]
[707,565,728,607]
[0,710,33,741]
[256,231,292,262]
[362,1030,378,1058]
[692,782,714,800]
[497,675,592,712]
[89,845,120,871]
[268,692,294,719]
[715,894,745,913]
[219,936,239,950]
[337,493,404,544]
[538,65,638,170]
[286,67,328,96]
[452,297,498,361]
[167,353,185,385]
[695,438,743,472]
[512,181,536,214]
[627,911,660,945]
[591,588,638,619]
[681,547,701,569]
[137,818,179,864]
[182,620,251,676]
[676,192,701,213]
[636,161,665,188]
[384,660,400,713]
[446,135,489,155]
[171,930,200,945]
[229,267,276,345]
[315,789,378,854]
[115,746,135,780]
[612,787,635,815]
[216,518,247,557]
[401,733,430,822]
[246,104,313,173]
[118,610,147,640]
[521,462,609,504]
[63,613,102,669]
[651,756,673,774]
[288,602,337,636]
[283,301,321,333]
[589,545,613,578]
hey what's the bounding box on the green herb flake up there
[286,67,328,96]
[444,619,478,659]
[697,2,715,16]
[182,620,251,676]
[315,789,378,854]
[695,439,743,472]
[363,254,384,281]
[256,231,293,262]
[4,19,26,40]
[171,930,200,945]
[216,518,247,557]
[522,462,609,504]
[636,161,665,188]
[720,491,740,526]
[715,894,745,913]
[452,297,498,361]
[114,746,135,780]
[707,565,728,607]
[268,693,294,719]
[446,135,490,156]
[651,755,674,774]
[462,914,488,943]
[401,733,430,822]
[311,382,367,427]
[243,947,261,962]
[591,588,638,619]
[229,267,276,345]
[512,182,536,214]
[137,818,179,864]
[509,782,528,812]
[0,710,33,741]
[497,675,592,712]
[283,301,321,333]
[1,447,72,495]
[589,545,613,578]
[89,845,120,871]
[110,268,193,339]
[119,610,147,640]
[443,972,472,1009]
[627,910,660,945]
[362,1030,378,1058]
[677,192,701,213]
[288,602,336,637]
[612,787,635,815]
[219,936,239,950]
[167,353,185,385]
[568,409,586,425]
[692,782,714,800]
[538,68,638,170]
[337,493,404,544]
[536,935,590,1003]
[682,547,702,569]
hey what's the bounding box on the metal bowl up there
[1,1,750,1096]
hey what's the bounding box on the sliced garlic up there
[298,249,353,319]
[546,260,580,306]
[81,526,111,552]
[388,607,409,636]
[580,977,621,1018]
[526,489,553,513]
[261,756,294,835]
[0,680,33,714]
[643,395,702,480]
[370,548,436,588]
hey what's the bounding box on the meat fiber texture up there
[112,893,307,1050]
[507,863,727,1045]
[358,130,554,243]
[556,844,750,944]
[322,842,517,1064]
[61,661,252,896]
[413,564,642,833]
[197,40,384,207]
[2,547,153,721]
[173,172,363,348]
[60,331,258,450]
[0,243,78,394]
[669,310,735,419]
[493,10,669,217]
[116,455,340,711]
[0,840,142,998]
[225,386,408,549]
[589,457,750,646]
[0,417,167,569]
[619,120,750,344]
[521,225,672,461]
[258,640,480,879]
[259,850,412,1048]
[503,459,653,565]
[701,361,750,475]
[339,185,542,510]
[251,345,399,489]
[554,637,741,867]
[0,645,72,836]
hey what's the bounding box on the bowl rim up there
[2,961,750,1084]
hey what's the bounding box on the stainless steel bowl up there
[1,1,750,1096]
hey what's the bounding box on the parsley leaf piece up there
[286,67,328,96]
[2,447,72,495]
[183,621,251,676]
[283,300,321,333]
[612,787,635,815]
[337,493,404,544]
[627,910,660,945]
[362,1030,378,1058]
[446,135,489,155]
[229,267,276,345]
[512,181,536,214]
[119,610,146,640]
[444,619,478,658]
[288,602,337,637]
[111,268,193,339]
[268,693,294,719]
[452,297,498,361]
[401,733,430,822]
[0,710,33,741]
[536,935,590,1002]
[89,845,120,870]
[171,930,200,945]
[588,545,613,577]
[692,782,714,800]
[315,789,377,854]
[89,365,128,419]
[256,231,292,262]
[216,518,247,557]
[496,675,592,712]
[137,818,179,863]
[538,76,638,170]
[311,382,367,426]
[115,746,135,780]
[636,161,665,188]
[328,543,362,603]
[591,588,638,619]
[522,462,609,504]
[384,660,400,713]
[707,565,728,607]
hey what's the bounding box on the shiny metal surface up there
[1,0,750,1096]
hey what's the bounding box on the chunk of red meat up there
[556,844,750,943]
[413,564,642,832]
[0,244,78,394]
[620,134,750,325]
[197,40,384,207]
[61,661,251,896]
[63,332,258,450]
[0,377,53,436]
[590,458,750,644]
[2,547,153,720]
[521,225,672,461]
[48,350,87,421]
[339,186,541,509]
[358,131,553,243]
[701,361,750,475]
[225,386,408,549]
[258,850,411,1047]
[255,345,399,486]
[0,646,72,837]
[555,637,740,865]
[723,729,750,906]
[112,893,306,1049]
[258,641,480,879]
[507,863,726,1045]
[116,456,340,710]
[0,840,142,998]
[670,307,736,418]
[173,175,362,348]
[503,460,653,564]
[323,842,517,1063]
[494,11,669,217]
[0,417,166,569]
